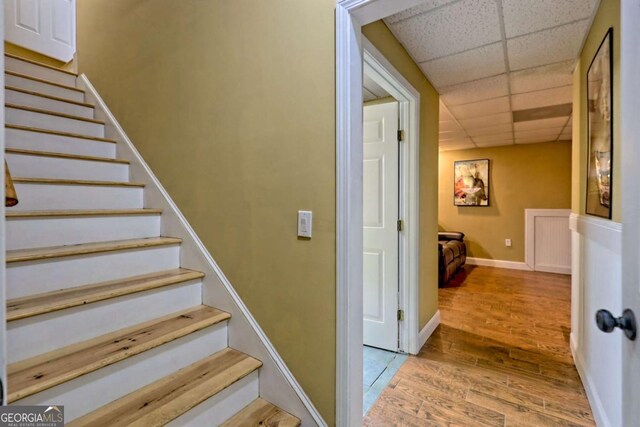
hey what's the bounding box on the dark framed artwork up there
[586,28,613,219]
[454,159,489,206]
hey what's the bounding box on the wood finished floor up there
[364,266,595,427]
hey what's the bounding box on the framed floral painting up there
[454,159,489,207]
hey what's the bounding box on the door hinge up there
[397,309,405,321]
[397,130,405,142]
[397,219,404,231]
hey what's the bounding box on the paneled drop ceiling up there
[384,0,600,151]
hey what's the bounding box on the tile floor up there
[363,345,408,414]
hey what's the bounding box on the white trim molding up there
[418,310,441,352]
[363,37,421,355]
[466,257,533,271]
[336,1,432,424]
[572,336,613,427]
[79,75,325,426]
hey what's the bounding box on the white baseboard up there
[571,338,611,427]
[466,257,533,271]
[418,310,441,352]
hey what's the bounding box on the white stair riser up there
[7,245,180,299]
[6,215,161,250]
[6,107,104,137]
[6,128,116,158]
[7,281,202,363]
[15,324,229,422]
[6,73,84,103]
[168,372,259,427]
[5,56,77,87]
[6,153,129,183]
[6,88,94,118]
[11,182,143,211]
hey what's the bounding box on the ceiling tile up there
[385,0,458,24]
[472,132,514,143]
[440,138,474,145]
[387,0,501,62]
[420,42,505,87]
[466,123,513,137]
[507,20,590,71]
[448,96,511,119]
[439,139,477,151]
[439,103,455,121]
[440,121,464,132]
[441,74,509,106]
[459,112,512,129]
[514,116,569,132]
[511,85,572,110]
[440,130,469,141]
[510,60,575,94]
[474,139,515,147]
[502,0,597,38]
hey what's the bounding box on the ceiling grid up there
[383,0,601,150]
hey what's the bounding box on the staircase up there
[3,53,304,426]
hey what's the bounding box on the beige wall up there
[362,21,440,328]
[76,1,336,422]
[573,0,620,222]
[439,142,572,262]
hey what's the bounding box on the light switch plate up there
[298,211,312,238]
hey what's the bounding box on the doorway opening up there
[361,36,420,414]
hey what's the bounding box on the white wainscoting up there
[525,209,572,274]
[570,213,622,427]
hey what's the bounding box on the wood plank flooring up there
[364,266,594,427]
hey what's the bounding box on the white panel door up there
[363,102,399,351]
[0,17,6,404]
[4,0,76,63]
[620,1,640,425]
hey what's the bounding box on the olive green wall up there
[76,1,336,422]
[439,142,572,262]
[362,21,440,328]
[573,0,620,222]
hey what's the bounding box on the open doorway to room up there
[361,37,420,415]
[338,0,622,426]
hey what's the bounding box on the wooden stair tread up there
[6,124,117,143]
[6,148,129,164]
[6,268,204,321]
[222,399,301,427]
[6,103,105,124]
[12,177,145,187]
[67,348,262,427]
[5,53,78,76]
[7,305,230,403]
[5,85,94,108]
[6,237,181,264]
[6,209,162,218]
[5,70,84,92]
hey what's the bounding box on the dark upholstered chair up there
[438,232,466,286]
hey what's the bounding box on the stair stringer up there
[77,75,326,427]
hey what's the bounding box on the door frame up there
[363,37,420,355]
[336,0,425,424]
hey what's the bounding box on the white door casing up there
[0,10,6,404]
[4,0,76,63]
[363,101,398,352]
[620,0,640,425]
